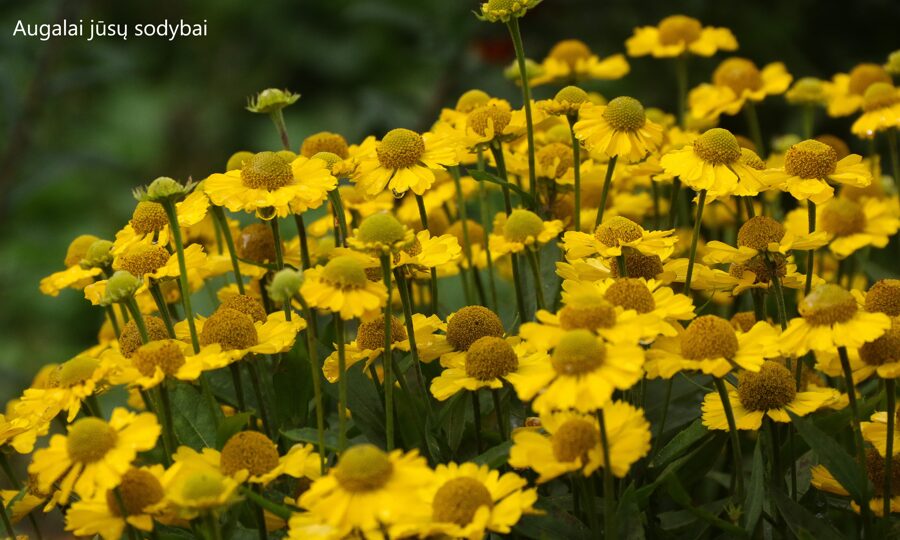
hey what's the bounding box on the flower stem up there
[149,281,175,337]
[393,270,434,419]
[766,255,788,330]
[247,360,272,439]
[270,110,291,151]
[713,377,745,500]
[838,346,872,533]
[204,511,223,540]
[492,388,508,441]
[743,102,765,158]
[157,383,176,466]
[296,297,326,474]
[327,190,349,248]
[594,155,618,227]
[229,363,246,412]
[415,194,439,315]
[292,215,312,270]
[507,16,537,208]
[251,484,269,540]
[598,409,617,539]
[667,178,682,229]
[241,486,292,520]
[617,254,628,277]
[162,200,200,353]
[885,378,895,523]
[510,254,528,328]
[650,180,660,229]
[0,491,16,540]
[451,166,480,303]
[472,390,484,454]
[524,248,545,312]
[334,314,348,452]
[490,143,513,215]
[683,189,707,293]
[211,205,245,295]
[805,202,816,295]
[568,117,582,232]
[124,298,149,343]
[477,150,499,311]
[380,254,395,451]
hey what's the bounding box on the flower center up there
[693,128,741,165]
[131,202,169,236]
[865,279,900,316]
[548,39,592,69]
[552,330,606,376]
[848,63,891,96]
[226,151,253,172]
[737,361,797,411]
[55,356,99,387]
[67,417,117,463]
[132,340,186,377]
[594,216,643,247]
[555,85,590,106]
[65,234,101,267]
[118,244,170,277]
[181,470,226,501]
[236,223,276,264]
[680,315,739,360]
[300,131,349,159]
[863,82,900,112]
[784,140,838,179]
[730,311,758,333]
[558,303,617,331]
[729,254,786,284]
[737,216,785,251]
[357,213,408,247]
[118,316,168,358]
[537,143,574,179]
[799,284,858,326]
[740,148,766,170]
[467,103,512,137]
[611,251,664,280]
[312,151,342,171]
[446,219,485,247]
[240,151,294,191]
[788,77,827,104]
[377,128,425,169]
[456,89,491,113]
[106,468,164,516]
[356,315,408,351]
[503,209,544,243]
[199,308,259,351]
[432,476,494,526]
[604,278,656,313]
[220,431,281,477]
[859,318,900,366]
[220,294,268,323]
[334,444,394,492]
[602,96,646,132]
[657,15,702,45]
[465,336,518,381]
[321,255,369,289]
[865,448,900,497]
[713,58,763,94]
[446,305,505,352]
[551,418,598,462]
[820,198,867,237]
[815,134,850,160]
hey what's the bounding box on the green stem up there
[211,205,245,295]
[451,166,478,302]
[269,217,284,271]
[270,109,291,151]
[524,248,545,312]
[0,455,42,540]
[751,289,767,323]
[124,298,149,343]
[246,361,272,439]
[162,200,200,353]
[743,102,765,158]
[477,151,499,311]
[769,417,783,491]
[380,254,395,451]
[885,378,895,523]
[0,491,16,540]
[241,486,292,521]
[507,17,537,207]
[149,281,175,337]
[838,346,872,534]
[616,254,628,277]
[492,388,508,441]
[415,194,439,315]
[252,485,269,540]
[157,383,176,466]
[394,270,434,418]
[805,202,816,295]
[297,298,326,474]
[327,190,349,248]
[335,315,348,452]
[204,511,223,540]
[667,178,682,229]
[683,189,707,293]
[490,143,513,215]
[510,253,528,328]
[104,306,121,337]
[743,196,756,219]
[472,391,484,454]
[598,409,617,539]
[766,255,788,330]
[229,363,246,412]
[568,116,582,232]
[714,377,745,500]
[650,180,661,230]
[594,155,618,227]
[292,214,312,270]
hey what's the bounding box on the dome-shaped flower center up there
[236,223,276,264]
[106,468,164,516]
[357,213,408,246]
[432,477,494,526]
[118,316,169,358]
[859,318,900,366]
[65,234,101,267]
[446,305,505,351]
[465,336,518,381]
[67,417,117,463]
[456,89,491,113]
[604,278,656,313]
[713,58,763,94]
[558,302,617,331]
[800,284,858,326]
[118,244,170,277]
[848,63,892,96]
[220,431,280,477]
[220,294,268,323]
[610,251,664,280]
[552,330,606,375]
[784,140,838,179]
[300,132,349,159]
[820,198,867,237]
[814,134,850,160]
[132,340,186,377]
[602,96,646,132]
[548,39,592,69]
[377,128,425,169]
[311,151,342,171]
[555,85,590,106]
[446,220,485,248]
[737,216,785,251]
[321,255,369,289]
[467,103,513,138]
[54,356,99,388]
[334,444,394,492]
[863,82,900,112]
[740,148,766,170]
[551,418,598,462]
[788,77,827,104]
[865,279,900,316]
[595,216,643,247]
[181,470,226,501]
[131,202,169,236]
[503,209,544,243]
[83,240,114,268]
[737,361,797,411]
[226,151,253,172]
[730,311,758,333]
[693,128,741,165]
[356,315,407,351]
[537,143,574,179]
[199,308,259,351]
[240,151,294,191]
[680,315,739,360]
[865,448,900,497]
[657,14,702,45]
[728,255,786,285]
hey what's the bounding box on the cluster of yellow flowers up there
[4,1,900,538]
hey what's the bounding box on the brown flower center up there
[737,361,797,411]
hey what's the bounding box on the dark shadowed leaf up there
[790,412,866,502]
[771,488,843,540]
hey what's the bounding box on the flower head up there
[626,15,737,58]
[246,88,300,114]
[574,96,664,161]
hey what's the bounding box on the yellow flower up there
[764,139,871,204]
[301,255,388,320]
[0,414,31,451]
[29,408,160,504]
[511,329,644,414]
[354,128,460,197]
[689,57,792,119]
[857,316,900,378]
[785,197,900,259]
[347,212,416,256]
[104,339,232,389]
[786,77,829,106]
[479,0,541,22]
[780,284,891,356]
[702,361,838,430]
[1,486,45,524]
[112,191,210,254]
[725,253,818,296]
[16,352,109,423]
[488,209,563,256]
[162,447,243,518]
[852,82,900,138]
[531,39,629,87]
[298,444,432,536]
[431,338,545,401]
[563,215,677,260]
[625,15,737,58]
[573,97,664,162]
[863,408,900,459]
[39,234,104,296]
[203,151,336,219]
[457,99,543,149]
[396,462,537,539]
[824,63,893,117]
[811,457,900,517]
[703,215,829,265]
[395,230,463,273]
[660,128,767,196]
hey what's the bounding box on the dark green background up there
[1,0,898,399]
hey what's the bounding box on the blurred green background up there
[2,0,898,401]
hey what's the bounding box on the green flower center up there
[377,128,425,169]
[554,85,589,105]
[552,330,606,375]
[334,444,394,492]
[321,255,369,289]
[357,213,407,246]
[848,63,891,96]
[55,356,100,387]
[181,471,226,501]
[602,96,646,131]
[503,209,544,243]
[863,82,900,112]
[65,234,101,267]
[693,128,742,165]
[456,89,491,113]
[432,477,494,526]
[67,418,117,463]
[548,39,591,69]
[240,151,294,191]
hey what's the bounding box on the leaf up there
[216,412,251,449]
[442,392,467,454]
[273,348,312,431]
[651,418,709,468]
[345,364,386,447]
[664,475,747,538]
[472,440,512,468]
[742,439,764,534]
[170,383,217,449]
[514,497,591,540]
[770,488,844,540]
[637,433,726,506]
[790,411,866,502]
[618,483,646,540]
[282,427,340,452]
[466,168,537,209]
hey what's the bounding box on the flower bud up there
[103,271,141,305]
[267,268,303,304]
[246,88,300,114]
[80,240,115,269]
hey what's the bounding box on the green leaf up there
[466,168,537,209]
[473,440,512,468]
[345,364,386,447]
[170,383,217,449]
[618,483,646,540]
[637,433,726,506]
[742,439,764,533]
[441,393,467,454]
[514,498,591,540]
[216,412,251,449]
[790,411,866,502]
[273,348,312,430]
[651,418,709,468]
[770,488,844,540]
[664,475,747,538]
[282,427,340,452]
